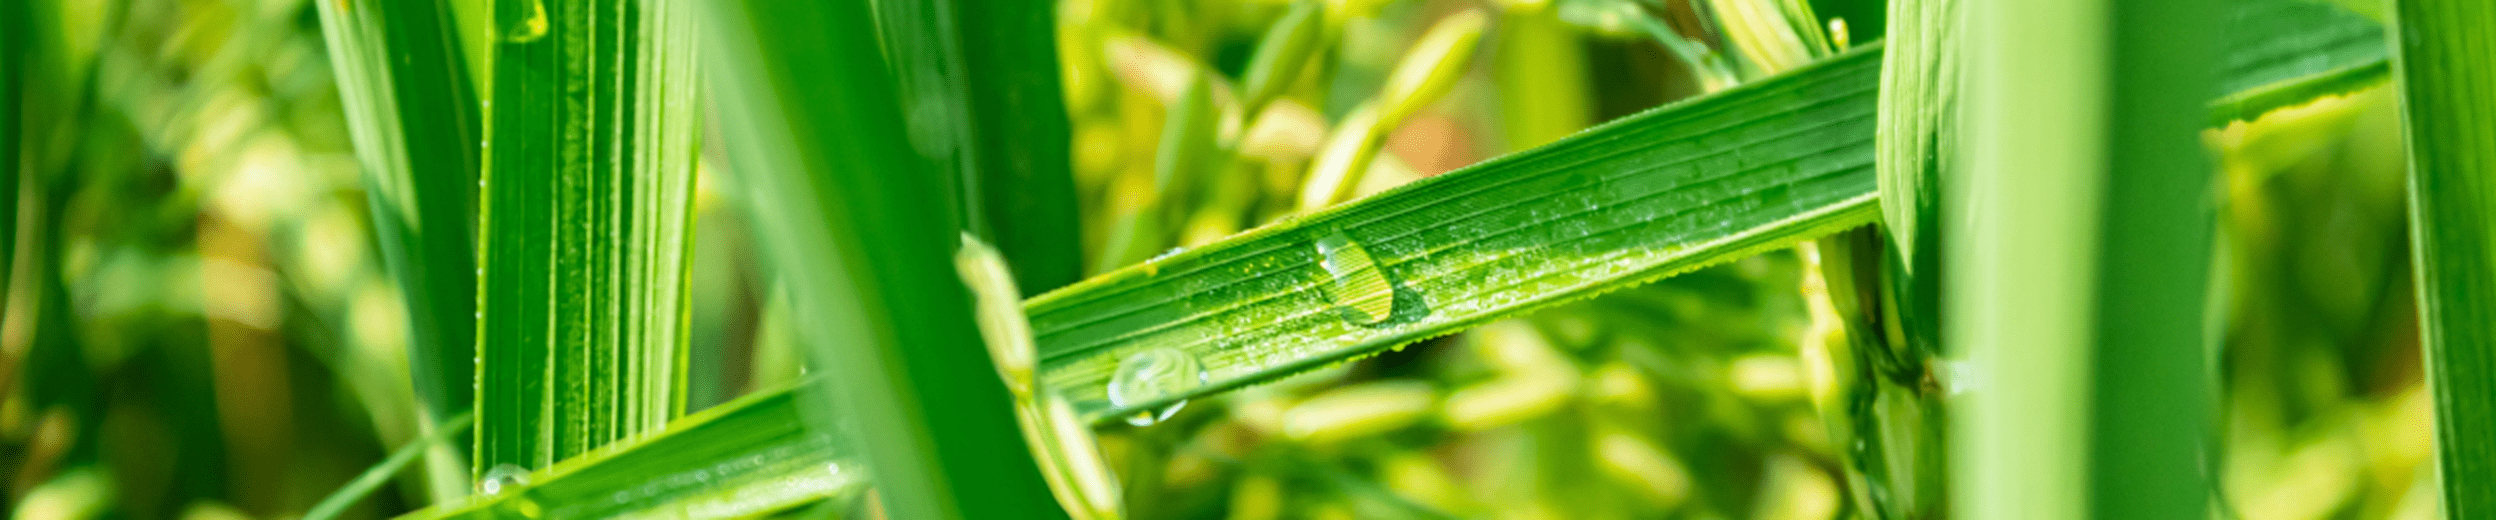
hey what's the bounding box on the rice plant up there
[0,0,2479,519]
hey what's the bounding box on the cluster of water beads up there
[1107,232,1410,428]
[1107,347,1209,426]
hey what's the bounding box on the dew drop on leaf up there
[479,463,531,496]
[1108,348,1207,426]
[1316,231,1395,324]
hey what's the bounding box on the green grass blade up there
[475,0,702,474]
[400,382,861,519]
[701,1,1066,519]
[2388,0,2496,515]
[1043,45,1888,423]
[312,0,484,428]
[874,0,1084,294]
[306,412,476,520]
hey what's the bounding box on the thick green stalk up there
[873,0,1084,294]
[475,0,701,474]
[1957,0,2216,518]
[2388,0,2496,515]
[702,1,1067,519]
[312,0,483,430]
[2088,0,2219,517]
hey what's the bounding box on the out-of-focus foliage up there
[2213,86,2440,520]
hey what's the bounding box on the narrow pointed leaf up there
[313,0,484,427]
[702,1,1066,519]
[475,0,702,473]
[875,0,1084,294]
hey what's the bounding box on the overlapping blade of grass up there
[2388,0,2496,515]
[391,3,2395,513]
[312,0,483,431]
[474,0,702,474]
[400,382,861,519]
[702,1,1065,519]
[874,0,1084,294]
[1872,0,1953,351]
[1039,44,1887,423]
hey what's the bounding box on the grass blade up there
[1050,45,1886,423]
[401,383,861,518]
[874,0,1084,294]
[312,0,484,429]
[2387,0,2496,515]
[305,412,476,520]
[701,1,1066,519]
[474,0,702,473]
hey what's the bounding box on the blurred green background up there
[0,0,2430,518]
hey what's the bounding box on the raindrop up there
[480,464,531,496]
[1107,348,1207,426]
[1315,231,1394,324]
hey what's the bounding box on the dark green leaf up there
[875,0,1085,295]
[314,0,485,431]
[702,0,1067,518]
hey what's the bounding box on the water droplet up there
[480,464,531,496]
[1151,247,1186,262]
[504,1,549,43]
[1107,348,1207,426]
[1315,231,1394,324]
